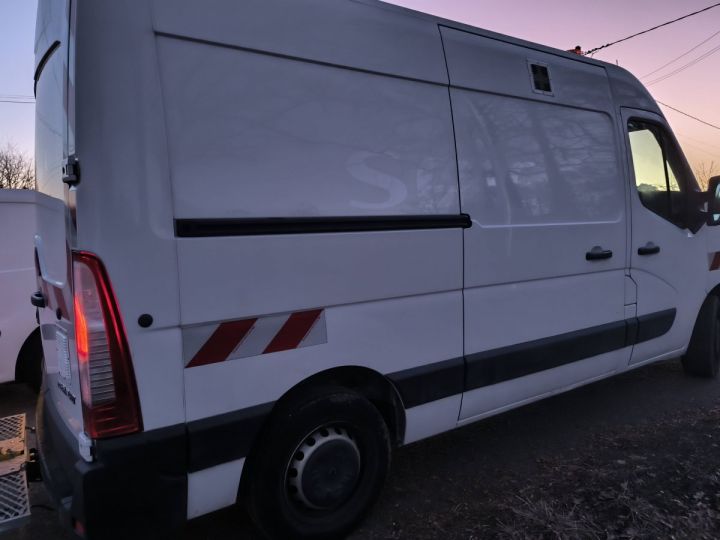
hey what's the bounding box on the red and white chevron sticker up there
[183,309,326,368]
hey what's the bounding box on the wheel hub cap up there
[287,426,361,510]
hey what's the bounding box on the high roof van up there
[30,1,720,538]
[0,189,43,392]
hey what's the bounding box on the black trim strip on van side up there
[187,402,274,472]
[387,357,465,409]
[175,215,472,238]
[33,40,61,95]
[636,309,676,344]
[466,320,628,390]
[466,309,676,391]
[386,308,677,405]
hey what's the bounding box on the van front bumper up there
[36,390,188,539]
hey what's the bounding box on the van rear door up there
[34,0,83,441]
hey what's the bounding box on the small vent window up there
[529,62,553,95]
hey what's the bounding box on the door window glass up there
[627,120,691,227]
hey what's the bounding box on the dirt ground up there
[4,359,720,539]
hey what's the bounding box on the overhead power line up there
[681,140,720,160]
[641,29,720,78]
[0,99,35,104]
[585,2,720,55]
[656,100,720,131]
[646,43,720,86]
[677,131,720,153]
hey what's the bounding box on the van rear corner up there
[36,386,189,539]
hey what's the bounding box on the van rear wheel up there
[682,295,720,378]
[245,387,391,539]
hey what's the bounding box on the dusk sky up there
[1,0,718,174]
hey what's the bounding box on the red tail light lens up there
[72,251,142,438]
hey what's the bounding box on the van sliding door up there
[439,27,631,421]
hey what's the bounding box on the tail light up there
[72,251,142,438]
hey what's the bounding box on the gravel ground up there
[3,358,720,539]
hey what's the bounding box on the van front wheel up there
[682,295,720,378]
[245,387,391,540]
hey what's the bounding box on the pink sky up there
[391,0,720,176]
[1,0,719,174]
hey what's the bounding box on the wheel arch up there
[270,365,406,448]
[708,283,720,301]
[14,326,41,383]
[238,365,406,500]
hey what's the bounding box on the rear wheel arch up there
[239,366,406,497]
[270,366,406,448]
[239,367,403,539]
[708,284,720,301]
[15,326,43,392]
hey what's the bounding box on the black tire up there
[245,386,391,540]
[16,330,43,393]
[682,295,720,378]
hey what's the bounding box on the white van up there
[31,1,720,539]
[0,189,43,391]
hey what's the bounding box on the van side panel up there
[176,231,462,326]
[155,4,465,505]
[161,29,467,410]
[184,292,463,421]
[157,37,458,219]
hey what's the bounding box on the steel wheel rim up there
[285,424,362,512]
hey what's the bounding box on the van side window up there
[627,120,689,228]
[453,93,623,226]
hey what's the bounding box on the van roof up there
[368,1,606,65]
[367,0,662,116]
[37,0,661,118]
[0,189,44,205]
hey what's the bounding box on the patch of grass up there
[483,408,720,539]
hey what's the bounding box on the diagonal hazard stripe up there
[187,318,257,368]
[711,252,720,271]
[263,309,323,355]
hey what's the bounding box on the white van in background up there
[0,189,43,392]
[30,1,720,539]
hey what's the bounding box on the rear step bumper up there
[0,414,31,533]
[36,390,188,539]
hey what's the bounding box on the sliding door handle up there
[638,242,660,256]
[586,246,613,261]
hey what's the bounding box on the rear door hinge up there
[62,155,80,186]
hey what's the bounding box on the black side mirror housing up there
[707,176,720,226]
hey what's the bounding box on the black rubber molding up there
[175,214,472,237]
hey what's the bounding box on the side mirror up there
[707,176,720,226]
